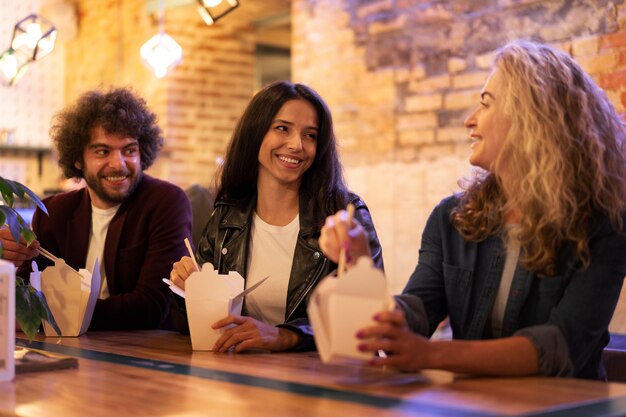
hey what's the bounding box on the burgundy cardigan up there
[18,175,192,330]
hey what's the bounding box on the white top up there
[244,212,299,325]
[85,205,119,300]
[491,225,521,337]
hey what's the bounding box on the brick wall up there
[291,0,626,292]
[64,0,290,186]
[9,0,626,292]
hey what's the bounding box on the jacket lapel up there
[65,189,91,270]
[103,200,129,295]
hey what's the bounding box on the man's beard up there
[83,170,142,206]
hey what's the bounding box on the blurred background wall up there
[1,0,625,292]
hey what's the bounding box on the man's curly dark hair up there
[51,88,164,179]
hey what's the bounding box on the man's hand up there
[0,227,39,267]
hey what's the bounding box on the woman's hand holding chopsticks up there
[319,203,372,270]
[169,238,200,290]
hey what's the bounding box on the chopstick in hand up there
[184,238,200,272]
[337,203,355,279]
[37,247,80,274]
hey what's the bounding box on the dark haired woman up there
[170,81,383,352]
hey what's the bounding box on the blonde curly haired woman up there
[320,40,626,380]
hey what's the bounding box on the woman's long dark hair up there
[216,81,349,220]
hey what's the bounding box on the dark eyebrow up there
[87,140,139,150]
[273,119,319,131]
[480,92,495,101]
[88,143,110,150]
[273,119,294,126]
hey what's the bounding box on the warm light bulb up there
[11,16,57,61]
[140,33,182,79]
[202,0,223,6]
[36,30,57,59]
[0,54,18,79]
[25,23,43,49]
[0,49,29,86]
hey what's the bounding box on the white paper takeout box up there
[307,256,390,363]
[176,263,268,351]
[30,258,101,337]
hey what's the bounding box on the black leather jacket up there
[187,190,384,351]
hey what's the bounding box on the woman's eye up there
[275,125,288,132]
[304,133,317,140]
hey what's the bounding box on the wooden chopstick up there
[38,247,80,274]
[337,203,355,279]
[38,247,59,263]
[184,238,200,271]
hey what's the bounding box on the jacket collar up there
[216,190,323,238]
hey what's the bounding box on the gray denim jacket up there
[396,196,626,380]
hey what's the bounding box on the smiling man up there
[0,88,192,330]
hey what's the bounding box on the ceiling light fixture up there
[197,0,239,25]
[140,0,182,79]
[0,13,57,87]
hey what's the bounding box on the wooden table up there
[1,331,626,417]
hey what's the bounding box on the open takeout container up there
[168,263,268,351]
[307,256,390,363]
[30,258,100,337]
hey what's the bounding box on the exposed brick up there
[576,52,617,75]
[444,90,478,110]
[448,57,468,74]
[395,67,411,83]
[600,31,626,50]
[475,51,496,70]
[356,0,394,18]
[620,91,626,109]
[452,71,490,89]
[405,93,443,112]
[368,14,408,35]
[618,50,626,66]
[398,129,436,146]
[600,68,626,89]
[409,74,451,93]
[397,113,438,130]
[418,143,455,161]
[572,36,599,56]
[437,127,468,143]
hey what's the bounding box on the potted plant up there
[0,176,60,339]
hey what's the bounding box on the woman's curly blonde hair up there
[451,40,626,276]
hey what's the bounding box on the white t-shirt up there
[85,204,119,300]
[244,212,299,325]
[491,225,521,337]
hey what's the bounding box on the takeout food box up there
[29,259,101,337]
[184,263,267,351]
[307,256,389,363]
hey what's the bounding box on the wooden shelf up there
[0,145,52,176]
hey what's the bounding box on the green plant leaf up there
[34,288,61,335]
[0,176,17,207]
[15,280,61,340]
[0,206,21,243]
[14,180,48,215]
[16,284,42,340]
[21,228,37,246]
